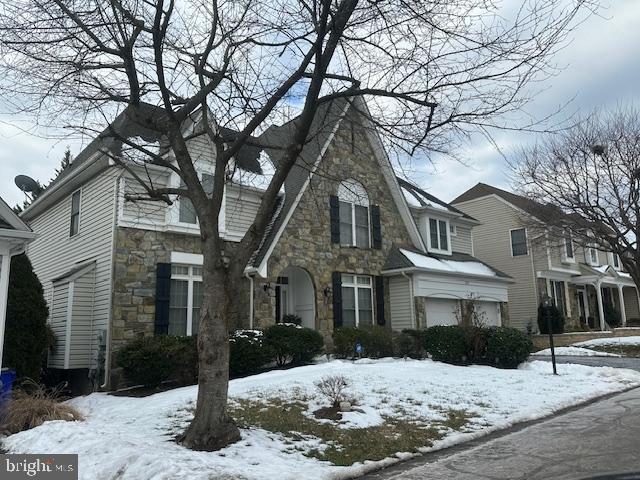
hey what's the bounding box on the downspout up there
[402,272,416,329]
[245,272,254,330]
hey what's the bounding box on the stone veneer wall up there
[111,227,248,384]
[253,109,416,341]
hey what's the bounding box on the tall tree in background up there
[0,0,596,450]
[512,107,640,287]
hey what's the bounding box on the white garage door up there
[476,301,501,326]
[426,298,459,327]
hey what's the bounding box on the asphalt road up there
[533,355,640,372]
[361,381,640,480]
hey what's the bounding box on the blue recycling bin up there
[0,368,17,404]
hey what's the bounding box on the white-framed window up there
[177,173,215,225]
[549,280,567,315]
[169,264,203,336]
[510,228,528,256]
[341,274,373,327]
[338,180,370,248]
[427,217,451,254]
[609,252,621,270]
[586,245,599,266]
[450,224,457,236]
[69,190,81,237]
[563,235,575,263]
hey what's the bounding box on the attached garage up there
[425,298,458,327]
[476,301,501,326]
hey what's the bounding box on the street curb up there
[358,384,640,479]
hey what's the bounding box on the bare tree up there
[512,107,640,287]
[0,0,594,451]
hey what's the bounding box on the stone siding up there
[253,109,416,338]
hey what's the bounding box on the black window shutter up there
[375,276,386,326]
[332,271,343,328]
[371,205,382,249]
[330,195,341,244]
[154,263,171,335]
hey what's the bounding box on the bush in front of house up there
[4,254,50,381]
[393,329,425,359]
[604,303,622,328]
[537,304,565,334]
[485,327,532,368]
[422,325,469,365]
[229,330,274,375]
[117,335,191,387]
[263,324,324,366]
[332,325,394,358]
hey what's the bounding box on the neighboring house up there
[0,197,37,368]
[21,98,509,390]
[452,183,640,332]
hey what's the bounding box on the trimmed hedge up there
[229,330,273,374]
[263,324,324,366]
[393,329,425,359]
[422,325,469,365]
[485,327,532,368]
[116,336,185,387]
[421,324,531,368]
[333,326,394,358]
[537,304,565,334]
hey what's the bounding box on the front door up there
[577,289,589,324]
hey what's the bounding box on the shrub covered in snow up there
[392,329,425,359]
[229,330,273,375]
[423,325,469,365]
[485,327,532,368]
[333,326,394,358]
[537,303,565,334]
[263,324,324,366]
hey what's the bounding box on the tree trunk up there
[180,240,241,451]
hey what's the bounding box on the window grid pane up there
[169,279,188,336]
[191,281,203,335]
[565,237,574,258]
[339,201,353,246]
[438,220,448,251]
[354,205,370,248]
[429,219,438,249]
[511,229,527,256]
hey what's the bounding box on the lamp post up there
[542,294,558,375]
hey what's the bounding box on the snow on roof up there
[399,249,497,277]
[228,151,283,193]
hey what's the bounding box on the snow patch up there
[574,336,640,347]
[532,346,621,357]
[400,249,497,277]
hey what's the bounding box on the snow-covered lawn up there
[532,346,621,357]
[574,336,640,347]
[5,358,640,480]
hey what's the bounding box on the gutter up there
[381,266,515,284]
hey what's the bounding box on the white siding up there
[451,223,473,255]
[48,283,69,368]
[120,171,169,226]
[27,169,118,370]
[225,186,262,241]
[388,276,412,331]
[68,268,96,368]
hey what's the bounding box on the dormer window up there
[563,235,575,263]
[427,217,451,254]
[586,245,599,266]
[338,180,370,248]
[173,172,217,227]
[610,252,621,270]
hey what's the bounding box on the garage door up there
[426,298,459,327]
[476,301,501,326]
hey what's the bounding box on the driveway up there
[534,355,640,372]
[361,387,640,480]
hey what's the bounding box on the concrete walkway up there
[534,355,640,372]
[362,387,640,480]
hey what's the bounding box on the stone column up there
[595,281,606,331]
[617,284,627,327]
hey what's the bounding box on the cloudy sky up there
[1,0,639,208]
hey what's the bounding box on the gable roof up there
[398,178,477,221]
[0,196,32,232]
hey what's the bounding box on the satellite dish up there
[14,175,39,193]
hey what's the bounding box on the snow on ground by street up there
[574,336,640,347]
[4,358,640,480]
[532,346,621,357]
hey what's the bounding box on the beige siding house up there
[453,183,640,332]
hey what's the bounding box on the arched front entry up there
[275,266,316,329]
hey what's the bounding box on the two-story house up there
[452,183,640,332]
[21,98,510,390]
